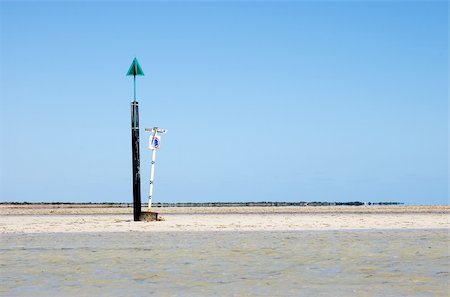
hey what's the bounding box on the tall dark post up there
[127,58,145,221]
[131,101,141,221]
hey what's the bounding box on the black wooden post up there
[131,101,141,221]
[127,58,145,221]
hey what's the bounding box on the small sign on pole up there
[145,127,168,210]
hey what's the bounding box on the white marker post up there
[145,127,167,210]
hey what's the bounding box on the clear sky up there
[0,1,448,205]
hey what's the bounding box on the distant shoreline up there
[1,201,404,208]
[1,204,448,215]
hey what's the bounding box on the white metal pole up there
[148,149,157,210]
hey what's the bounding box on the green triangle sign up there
[126,58,144,76]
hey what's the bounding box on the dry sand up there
[0,205,448,233]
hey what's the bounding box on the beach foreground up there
[1,230,448,297]
[0,205,448,233]
[1,205,448,296]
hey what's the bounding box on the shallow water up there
[1,229,448,296]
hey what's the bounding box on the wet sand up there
[1,205,448,233]
[1,205,448,296]
[1,230,448,297]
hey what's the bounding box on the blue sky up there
[0,1,448,204]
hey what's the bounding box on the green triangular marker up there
[127,58,144,76]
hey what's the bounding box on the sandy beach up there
[2,205,449,296]
[1,205,448,233]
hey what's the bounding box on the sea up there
[1,229,448,296]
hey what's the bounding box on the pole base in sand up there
[139,211,159,221]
